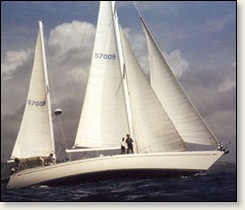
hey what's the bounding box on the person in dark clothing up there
[126,134,134,154]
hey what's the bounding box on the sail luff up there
[138,9,219,145]
[39,21,56,157]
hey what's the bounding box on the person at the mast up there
[126,134,134,154]
[121,137,126,154]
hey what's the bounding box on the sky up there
[1,1,236,163]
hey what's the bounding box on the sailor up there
[121,137,126,154]
[126,134,134,154]
[46,153,56,165]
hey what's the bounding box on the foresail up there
[11,22,55,159]
[74,1,129,148]
[119,27,187,153]
[141,19,218,145]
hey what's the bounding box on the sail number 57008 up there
[95,53,116,60]
[28,100,46,106]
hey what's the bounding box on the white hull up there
[6,151,224,189]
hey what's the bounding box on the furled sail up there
[11,21,55,159]
[74,1,129,148]
[119,27,187,153]
[140,18,218,145]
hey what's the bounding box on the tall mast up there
[38,20,56,157]
[110,2,138,151]
[111,2,132,133]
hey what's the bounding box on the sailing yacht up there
[5,1,228,190]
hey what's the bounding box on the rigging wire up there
[42,22,69,159]
[187,88,221,136]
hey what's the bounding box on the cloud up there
[47,21,96,105]
[218,62,236,92]
[1,48,32,80]
[48,20,95,58]
[123,28,149,73]
[167,49,189,77]
[205,14,235,33]
[206,109,236,139]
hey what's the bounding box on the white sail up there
[74,1,129,148]
[11,21,55,159]
[140,18,218,146]
[119,27,187,153]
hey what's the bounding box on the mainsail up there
[11,21,55,159]
[74,1,129,148]
[140,16,218,146]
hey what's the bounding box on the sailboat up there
[5,1,228,190]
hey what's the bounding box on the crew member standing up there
[126,134,134,154]
[121,137,126,154]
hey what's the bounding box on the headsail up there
[11,21,55,159]
[140,14,218,145]
[119,27,187,153]
[74,1,129,148]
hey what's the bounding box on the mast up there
[111,2,138,152]
[39,20,56,157]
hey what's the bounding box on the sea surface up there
[1,162,236,202]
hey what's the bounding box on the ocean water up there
[1,162,236,202]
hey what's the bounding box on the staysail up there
[11,21,55,159]
[74,1,129,148]
[140,15,218,145]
